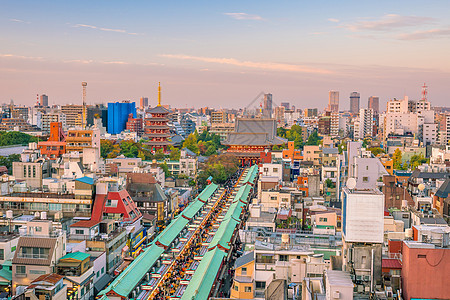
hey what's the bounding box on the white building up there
[342,187,384,244]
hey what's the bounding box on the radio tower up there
[82,82,87,128]
[421,82,428,101]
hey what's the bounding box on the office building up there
[39,94,48,107]
[280,102,290,110]
[368,96,379,114]
[328,90,339,112]
[350,92,360,114]
[211,111,228,124]
[61,105,83,128]
[107,102,137,134]
[140,97,148,109]
[263,93,272,117]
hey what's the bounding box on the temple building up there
[223,118,287,166]
[144,83,171,152]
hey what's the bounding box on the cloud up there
[223,13,264,21]
[0,53,43,60]
[9,18,30,24]
[73,24,140,35]
[345,14,434,32]
[328,18,340,23]
[398,27,450,40]
[160,54,332,74]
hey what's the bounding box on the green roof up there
[209,218,239,250]
[99,243,164,297]
[182,183,218,219]
[0,268,12,282]
[181,248,226,300]
[61,251,90,261]
[157,216,189,247]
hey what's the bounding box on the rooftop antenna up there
[82,82,87,128]
[421,83,428,101]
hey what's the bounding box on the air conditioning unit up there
[364,275,371,281]
[332,291,340,299]
[356,275,362,281]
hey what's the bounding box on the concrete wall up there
[402,243,450,300]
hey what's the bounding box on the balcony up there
[17,253,49,259]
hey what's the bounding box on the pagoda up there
[144,83,171,152]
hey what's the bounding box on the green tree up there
[205,145,217,156]
[100,140,114,159]
[305,131,320,146]
[159,162,171,177]
[338,141,347,154]
[368,147,385,157]
[393,148,404,170]
[182,133,199,154]
[409,153,428,169]
[168,146,181,160]
[154,148,165,160]
[0,131,40,146]
[0,154,20,174]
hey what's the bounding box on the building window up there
[418,254,426,258]
[272,168,278,172]
[363,177,368,182]
[256,281,266,289]
[319,217,328,222]
[245,286,252,293]
[75,229,84,235]
[233,285,238,291]
[16,265,26,275]
[279,255,288,262]
[0,249,3,260]
[270,196,277,200]
[241,267,247,275]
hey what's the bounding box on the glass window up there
[245,286,252,293]
[0,249,4,260]
[16,265,26,274]
[279,255,288,262]
[241,267,247,275]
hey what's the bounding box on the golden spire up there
[157,82,161,106]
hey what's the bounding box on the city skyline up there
[2,0,450,109]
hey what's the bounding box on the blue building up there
[107,102,136,134]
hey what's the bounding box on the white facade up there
[342,188,384,243]
[260,163,282,181]
[358,108,374,138]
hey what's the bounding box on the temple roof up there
[148,106,169,114]
[223,118,287,146]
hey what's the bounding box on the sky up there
[1,0,450,110]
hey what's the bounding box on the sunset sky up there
[1,0,450,110]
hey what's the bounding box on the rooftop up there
[326,270,354,287]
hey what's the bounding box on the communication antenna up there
[346,178,356,191]
[82,82,87,128]
[421,83,428,101]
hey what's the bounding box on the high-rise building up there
[40,94,48,107]
[61,105,83,128]
[107,101,137,134]
[140,97,148,109]
[350,92,360,114]
[328,91,339,112]
[355,108,374,139]
[263,93,272,117]
[368,96,379,114]
[280,102,290,110]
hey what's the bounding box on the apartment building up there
[12,220,66,294]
